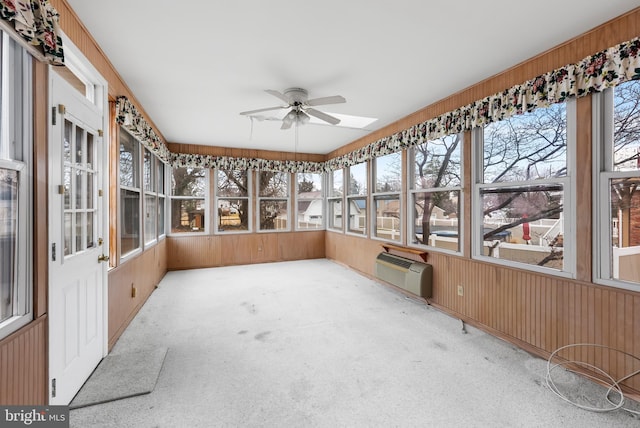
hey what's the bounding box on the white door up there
[48,70,108,405]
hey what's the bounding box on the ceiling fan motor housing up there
[284,87,308,105]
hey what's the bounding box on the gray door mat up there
[70,347,168,409]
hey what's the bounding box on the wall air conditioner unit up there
[375,252,432,298]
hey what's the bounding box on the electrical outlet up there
[457,285,464,296]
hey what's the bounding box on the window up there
[474,101,574,274]
[296,173,324,230]
[0,32,32,339]
[216,169,250,233]
[119,129,141,256]
[347,162,367,235]
[409,134,462,252]
[170,167,207,233]
[373,152,402,241]
[328,169,344,231]
[157,160,166,237]
[595,80,640,289]
[258,171,290,231]
[142,149,166,245]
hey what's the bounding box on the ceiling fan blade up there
[305,108,341,125]
[239,106,286,116]
[265,89,291,104]
[306,95,346,107]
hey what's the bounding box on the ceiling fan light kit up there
[240,87,346,129]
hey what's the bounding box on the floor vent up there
[375,252,432,298]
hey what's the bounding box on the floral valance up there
[0,0,64,65]
[122,37,640,174]
[171,152,325,174]
[115,96,172,164]
[325,37,640,171]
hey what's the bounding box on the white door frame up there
[47,34,109,400]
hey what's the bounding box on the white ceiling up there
[66,1,640,155]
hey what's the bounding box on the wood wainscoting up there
[167,231,325,270]
[326,232,640,395]
[0,316,47,404]
[107,239,168,350]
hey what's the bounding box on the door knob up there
[98,254,110,262]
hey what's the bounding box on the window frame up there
[118,127,142,260]
[214,168,252,234]
[593,85,640,291]
[169,166,209,235]
[295,172,325,231]
[407,134,464,254]
[257,170,291,233]
[346,162,368,237]
[472,99,576,278]
[372,152,402,242]
[327,168,344,233]
[0,32,33,340]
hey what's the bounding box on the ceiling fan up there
[240,87,346,130]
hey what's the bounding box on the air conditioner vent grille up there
[376,252,412,269]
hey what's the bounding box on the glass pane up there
[170,198,206,233]
[375,152,402,192]
[609,177,640,284]
[328,199,343,230]
[297,173,322,195]
[63,120,72,164]
[412,134,462,189]
[348,163,367,196]
[374,195,400,241]
[75,170,85,210]
[480,184,564,269]
[64,213,72,256]
[347,197,366,234]
[483,103,566,183]
[411,191,460,251]
[216,199,249,232]
[613,80,640,172]
[75,125,84,164]
[156,162,165,194]
[86,172,94,209]
[331,170,343,197]
[87,133,94,170]
[120,189,141,255]
[172,168,206,197]
[157,196,165,236]
[297,198,323,229]
[143,149,153,192]
[145,194,157,244]
[259,171,288,197]
[86,212,95,249]
[63,166,71,210]
[259,200,288,230]
[0,169,18,323]
[76,212,84,252]
[119,129,138,188]
[216,169,248,197]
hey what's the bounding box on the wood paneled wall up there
[167,231,325,270]
[107,239,168,350]
[325,9,640,396]
[0,317,47,404]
